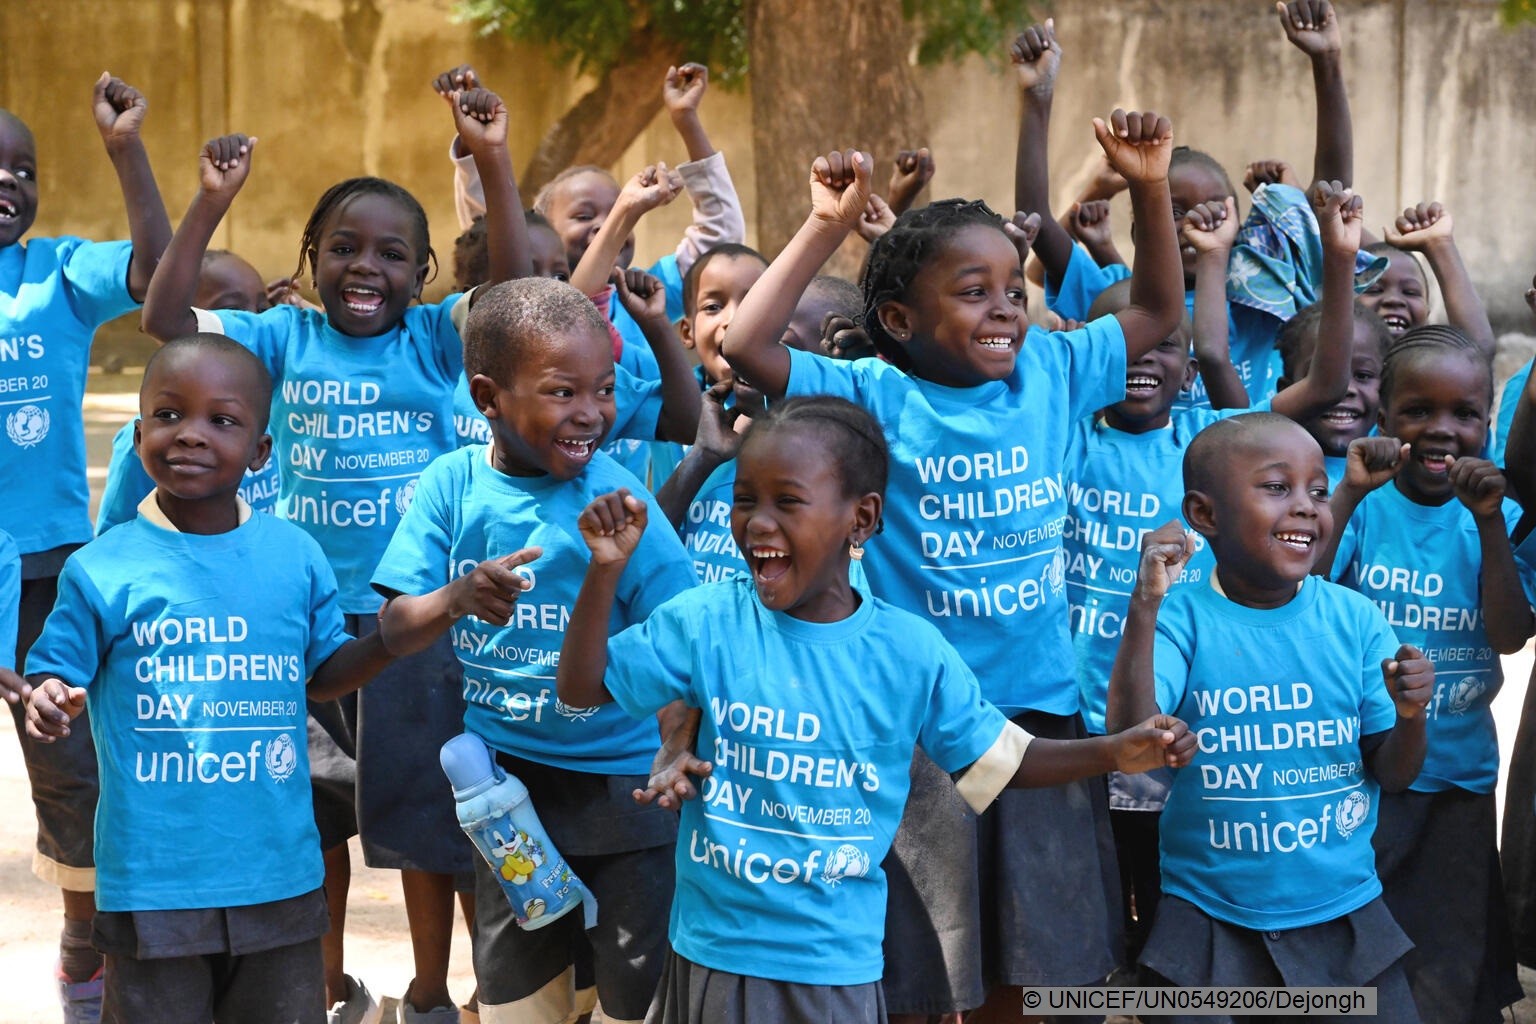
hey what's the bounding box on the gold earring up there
[849,541,864,561]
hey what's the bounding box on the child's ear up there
[469,373,502,417]
[875,301,914,347]
[1180,356,1198,390]
[1182,490,1218,539]
[849,492,883,548]
[249,433,274,473]
[677,314,697,350]
[413,262,429,300]
[131,418,142,453]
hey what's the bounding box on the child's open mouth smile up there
[1273,530,1315,554]
[554,436,597,466]
[341,284,386,316]
[1125,372,1162,397]
[749,545,792,586]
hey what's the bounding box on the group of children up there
[4,2,1536,1023]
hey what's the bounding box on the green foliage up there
[906,0,1037,66]
[453,0,748,82]
[1502,0,1536,25]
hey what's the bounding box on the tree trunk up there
[746,0,928,276]
[520,27,684,199]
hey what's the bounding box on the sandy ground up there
[5,368,1536,1020]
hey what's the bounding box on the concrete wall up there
[2,0,1534,359]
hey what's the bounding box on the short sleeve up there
[370,463,455,598]
[58,238,138,327]
[204,306,292,381]
[1043,243,1130,323]
[1049,315,1130,423]
[409,294,469,382]
[96,420,155,535]
[784,346,866,403]
[1151,618,1193,716]
[914,636,1012,790]
[616,495,698,625]
[0,532,17,671]
[1330,509,1362,584]
[610,363,663,442]
[25,557,108,688]
[1494,360,1532,468]
[303,544,352,676]
[603,600,699,720]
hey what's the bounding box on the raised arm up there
[887,148,936,217]
[1449,457,1534,653]
[1385,203,1495,360]
[1277,1,1352,187]
[93,73,171,302]
[1316,436,1407,575]
[1011,21,1076,284]
[655,382,744,529]
[556,491,649,708]
[1099,111,1184,359]
[721,150,871,399]
[1183,197,1249,410]
[140,134,256,341]
[1105,522,1195,733]
[613,268,701,442]
[446,86,531,283]
[568,164,679,297]
[1270,181,1361,420]
[377,547,541,658]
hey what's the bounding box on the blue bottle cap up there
[440,732,496,791]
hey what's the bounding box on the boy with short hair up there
[1106,412,1432,1021]
[372,277,698,1024]
[23,334,394,1021]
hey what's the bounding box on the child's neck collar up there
[138,491,252,533]
[1210,567,1303,603]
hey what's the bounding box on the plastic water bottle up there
[440,733,598,930]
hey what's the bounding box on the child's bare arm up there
[613,268,701,442]
[444,86,532,283]
[1278,1,1353,188]
[557,491,647,708]
[1316,436,1408,574]
[722,150,871,400]
[568,164,680,297]
[1070,199,1124,270]
[1364,645,1431,791]
[377,547,542,657]
[1106,522,1194,732]
[1449,457,1534,653]
[1100,111,1184,360]
[307,633,394,702]
[887,148,935,216]
[1011,21,1076,285]
[1507,347,1536,507]
[1184,198,1249,410]
[655,382,745,529]
[25,676,86,742]
[1007,714,1194,788]
[93,74,172,302]
[1271,181,1361,420]
[1385,203,1495,360]
[664,63,715,163]
[141,134,257,341]
[0,667,31,706]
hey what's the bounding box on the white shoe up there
[328,975,383,1024]
[395,999,460,1023]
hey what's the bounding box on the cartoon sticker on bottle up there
[492,827,546,885]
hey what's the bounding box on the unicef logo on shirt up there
[264,733,298,782]
[6,404,49,448]
[395,478,418,517]
[820,844,870,886]
[1040,549,1067,597]
[1447,677,1487,715]
[1334,790,1369,839]
[553,698,599,723]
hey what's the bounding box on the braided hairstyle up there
[294,177,437,289]
[859,198,1010,371]
[1379,323,1489,409]
[743,396,889,502]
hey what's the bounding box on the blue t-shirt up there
[785,321,1126,716]
[26,506,351,912]
[604,578,1009,985]
[1063,409,1260,733]
[679,459,746,584]
[97,419,282,534]
[450,363,665,450]
[0,529,17,669]
[1153,577,1399,930]
[1332,484,1524,794]
[371,445,696,774]
[208,299,465,613]
[1044,244,1281,410]
[0,237,138,556]
[1493,357,1532,468]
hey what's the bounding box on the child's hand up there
[1182,197,1239,256]
[1243,158,1302,193]
[1068,200,1115,251]
[820,313,879,361]
[634,734,713,809]
[26,678,86,742]
[854,194,896,243]
[1134,520,1196,603]
[266,276,322,312]
[1309,179,1363,255]
[1086,156,1129,199]
[92,73,148,146]
[695,381,752,460]
[1448,455,1508,519]
[445,548,542,626]
[199,134,257,202]
[619,163,682,217]
[431,63,480,97]
[1382,643,1433,720]
[579,490,648,566]
[0,668,31,706]
[1383,201,1454,252]
[808,149,872,230]
[1113,714,1197,773]
[1343,436,1408,493]
[613,267,668,324]
[1277,0,1342,60]
[888,148,935,210]
[447,87,508,153]
[1009,20,1061,97]
[663,63,709,116]
[1092,109,1174,185]
[1003,211,1043,267]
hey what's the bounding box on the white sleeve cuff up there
[192,307,226,335]
[954,719,1033,814]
